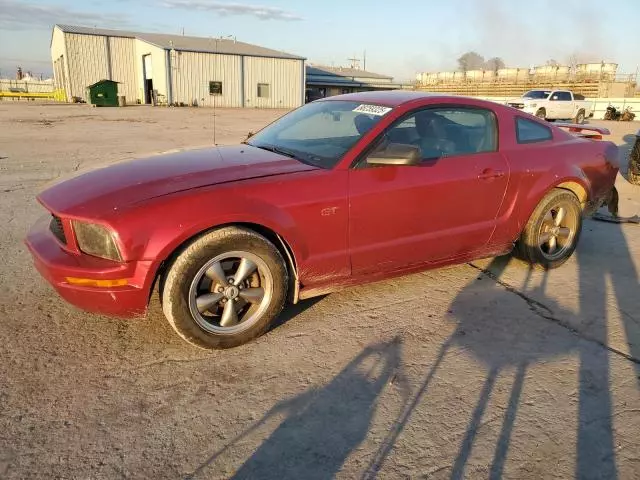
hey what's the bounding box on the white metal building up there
[51,24,306,108]
[305,65,410,101]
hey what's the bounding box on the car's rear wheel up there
[574,109,585,124]
[162,226,288,349]
[515,189,582,269]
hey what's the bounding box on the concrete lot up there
[0,102,639,479]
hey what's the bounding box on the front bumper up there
[507,104,539,115]
[25,214,153,318]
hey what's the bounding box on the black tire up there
[535,108,546,120]
[162,226,288,349]
[574,109,585,124]
[515,189,583,270]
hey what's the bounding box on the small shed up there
[86,79,120,107]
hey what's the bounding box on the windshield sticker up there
[352,104,392,116]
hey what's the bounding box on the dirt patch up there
[0,103,639,479]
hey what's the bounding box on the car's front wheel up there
[162,226,288,349]
[515,189,583,269]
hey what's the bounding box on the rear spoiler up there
[554,123,611,140]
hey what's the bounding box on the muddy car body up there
[26,91,619,349]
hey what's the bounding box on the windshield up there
[246,100,391,169]
[522,90,552,99]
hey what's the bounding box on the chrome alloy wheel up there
[537,202,578,261]
[188,251,273,334]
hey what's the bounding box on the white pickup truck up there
[506,89,592,124]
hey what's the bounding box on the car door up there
[555,91,574,118]
[547,92,559,118]
[348,106,510,274]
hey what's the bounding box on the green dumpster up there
[86,79,120,107]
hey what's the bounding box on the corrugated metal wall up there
[134,40,167,104]
[50,26,70,98]
[65,33,109,99]
[52,29,138,102]
[170,51,242,107]
[108,37,137,103]
[243,57,304,108]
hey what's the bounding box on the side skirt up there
[298,243,515,300]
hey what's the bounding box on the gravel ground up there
[0,102,639,480]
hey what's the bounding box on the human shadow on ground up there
[186,335,408,480]
[362,256,582,479]
[446,247,635,480]
[364,213,639,478]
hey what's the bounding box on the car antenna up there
[211,36,217,146]
[213,95,217,145]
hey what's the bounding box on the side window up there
[516,117,552,143]
[209,81,222,96]
[369,106,498,162]
[554,91,571,101]
[257,83,270,98]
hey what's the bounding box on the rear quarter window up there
[516,117,552,144]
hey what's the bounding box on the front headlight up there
[72,221,123,261]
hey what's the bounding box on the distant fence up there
[0,79,66,101]
[477,96,640,121]
[0,79,55,93]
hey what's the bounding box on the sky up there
[0,0,638,81]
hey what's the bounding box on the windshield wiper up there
[254,144,298,159]
[249,143,318,166]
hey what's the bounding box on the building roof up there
[54,24,305,60]
[306,65,393,80]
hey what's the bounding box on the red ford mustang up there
[26,91,619,349]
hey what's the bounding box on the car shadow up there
[184,335,408,480]
[268,295,328,332]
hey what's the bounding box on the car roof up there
[317,90,471,107]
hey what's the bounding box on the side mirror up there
[366,143,421,166]
[551,95,559,101]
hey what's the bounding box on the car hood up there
[38,144,318,217]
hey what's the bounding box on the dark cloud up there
[0,0,132,30]
[162,0,303,21]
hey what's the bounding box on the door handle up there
[478,169,505,180]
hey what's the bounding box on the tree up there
[484,57,505,73]
[457,51,485,72]
[546,59,560,66]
